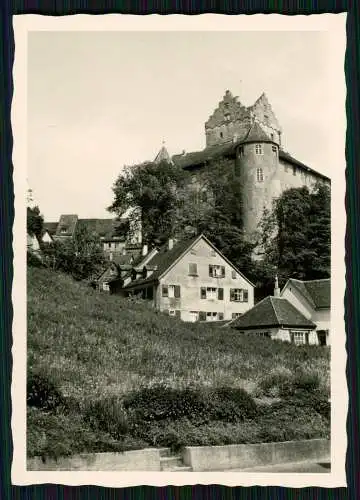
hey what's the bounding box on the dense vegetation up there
[27,267,330,458]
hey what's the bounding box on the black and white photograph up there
[12,14,346,487]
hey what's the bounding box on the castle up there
[162,89,330,237]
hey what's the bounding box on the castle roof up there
[231,296,316,330]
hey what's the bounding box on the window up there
[189,311,199,322]
[206,312,218,321]
[257,331,270,338]
[257,168,264,182]
[209,265,225,278]
[270,133,274,140]
[231,270,237,279]
[175,310,181,319]
[200,287,223,300]
[169,310,176,316]
[230,289,249,302]
[293,331,306,345]
[218,288,224,300]
[188,263,198,276]
[232,312,242,320]
[272,145,277,153]
[220,132,223,138]
[207,287,217,300]
[218,312,224,321]
[238,146,244,156]
[293,166,296,176]
[102,282,110,291]
[255,144,263,155]
[162,285,180,298]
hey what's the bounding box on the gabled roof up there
[231,296,316,330]
[56,214,78,236]
[124,234,255,289]
[282,278,331,309]
[172,140,242,169]
[242,121,273,144]
[78,218,115,238]
[43,222,58,235]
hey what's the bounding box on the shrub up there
[208,387,258,422]
[256,367,294,398]
[27,372,64,411]
[83,396,130,439]
[123,385,209,423]
[27,251,43,268]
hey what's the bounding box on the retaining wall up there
[183,439,330,472]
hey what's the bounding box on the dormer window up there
[255,144,263,155]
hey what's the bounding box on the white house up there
[280,278,331,346]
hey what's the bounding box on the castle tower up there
[235,121,281,236]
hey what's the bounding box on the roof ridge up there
[269,296,282,325]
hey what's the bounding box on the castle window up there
[272,145,277,153]
[238,146,244,156]
[257,168,264,182]
[293,166,296,176]
[255,144,263,155]
[220,132,223,138]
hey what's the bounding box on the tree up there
[108,160,187,247]
[27,206,44,239]
[259,183,331,282]
[42,225,106,281]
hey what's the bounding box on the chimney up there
[142,244,148,257]
[168,238,174,251]
[274,275,280,298]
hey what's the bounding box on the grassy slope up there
[27,267,330,457]
[28,267,329,400]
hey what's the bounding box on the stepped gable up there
[205,89,250,130]
[247,92,282,132]
[232,296,316,330]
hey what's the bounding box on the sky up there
[27,27,345,221]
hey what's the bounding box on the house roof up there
[77,218,115,238]
[43,222,58,235]
[124,234,255,289]
[242,121,274,144]
[55,214,78,236]
[231,296,316,330]
[283,278,331,309]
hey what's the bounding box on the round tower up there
[236,122,281,237]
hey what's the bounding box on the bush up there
[123,385,210,423]
[83,396,130,439]
[27,372,64,411]
[257,368,322,399]
[208,387,258,422]
[27,251,43,268]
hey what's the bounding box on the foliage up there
[27,371,65,411]
[108,160,187,247]
[259,183,331,281]
[27,206,44,238]
[42,225,106,281]
[27,250,43,268]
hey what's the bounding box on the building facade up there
[170,89,331,237]
[114,234,255,322]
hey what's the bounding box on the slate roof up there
[172,141,241,169]
[231,296,316,330]
[55,214,78,237]
[284,278,331,309]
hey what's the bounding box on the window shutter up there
[218,312,224,320]
[199,311,206,321]
[174,285,181,298]
[200,287,206,299]
[243,290,248,302]
[209,265,213,277]
[290,331,295,344]
[230,289,235,302]
[162,285,168,297]
[189,263,197,275]
[175,310,181,318]
[218,288,224,300]
[221,266,225,277]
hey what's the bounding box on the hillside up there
[27,267,330,458]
